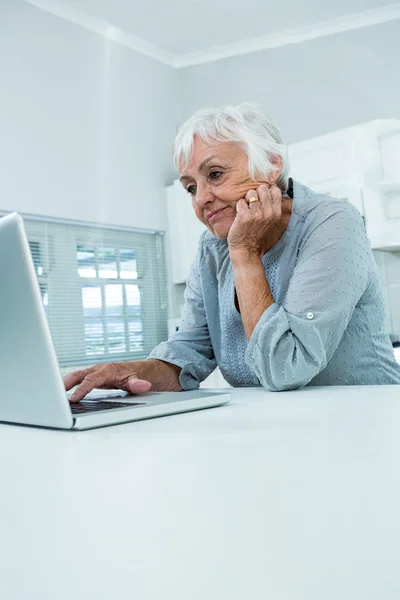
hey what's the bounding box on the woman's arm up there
[242,203,370,391]
[148,234,217,390]
[227,183,291,341]
[230,251,275,340]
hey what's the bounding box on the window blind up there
[6,213,168,368]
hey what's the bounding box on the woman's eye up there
[209,171,222,180]
[187,185,196,195]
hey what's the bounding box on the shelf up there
[370,238,400,252]
[374,181,400,193]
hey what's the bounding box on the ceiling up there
[28,0,400,64]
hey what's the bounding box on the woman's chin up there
[209,218,233,240]
[210,224,229,239]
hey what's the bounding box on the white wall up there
[3,4,400,328]
[178,20,400,145]
[0,0,181,232]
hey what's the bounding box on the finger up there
[245,189,258,201]
[64,367,95,391]
[69,371,108,403]
[256,184,272,207]
[270,185,282,207]
[235,198,250,214]
[245,189,261,207]
[269,185,283,218]
[126,377,152,394]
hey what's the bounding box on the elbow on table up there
[246,337,327,392]
[255,361,323,392]
[258,375,307,392]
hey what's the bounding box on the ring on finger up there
[248,196,260,205]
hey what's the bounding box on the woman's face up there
[179,136,273,239]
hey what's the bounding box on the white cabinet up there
[166,180,207,284]
[288,125,365,214]
[288,119,400,250]
[366,126,400,250]
[363,182,400,250]
[379,129,400,181]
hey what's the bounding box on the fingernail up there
[70,393,77,402]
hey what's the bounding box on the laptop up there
[0,213,231,430]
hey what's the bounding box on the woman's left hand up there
[227,184,285,257]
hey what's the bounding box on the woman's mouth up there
[207,207,227,223]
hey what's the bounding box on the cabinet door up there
[288,130,364,214]
[303,179,364,215]
[166,181,207,284]
[379,132,400,181]
[289,132,351,183]
[166,182,188,284]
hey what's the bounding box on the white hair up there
[173,102,289,192]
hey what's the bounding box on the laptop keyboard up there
[70,400,145,414]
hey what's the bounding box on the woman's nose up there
[194,182,214,207]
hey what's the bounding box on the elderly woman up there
[66,103,400,401]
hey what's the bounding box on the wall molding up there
[25,0,400,69]
[175,3,400,67]
[25,0,176,66]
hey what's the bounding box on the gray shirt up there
[150,180,400,390]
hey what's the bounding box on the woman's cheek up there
[235,179,265,198]
[223,183,253,203]
[194,206,206,224]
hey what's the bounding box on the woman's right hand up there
[64,361,153,403]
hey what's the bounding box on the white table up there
[1,385,400,600]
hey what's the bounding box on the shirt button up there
[307,312,314,320]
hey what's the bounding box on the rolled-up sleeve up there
[245,203,370,391]
[148,234,216,390]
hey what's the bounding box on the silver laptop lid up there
[0,213,73,428]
